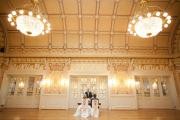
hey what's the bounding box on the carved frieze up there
[133,64,169,71]
[7,57,72,72]
[47,58,71,71]
[9,63,45,71]
[107,58,172,72]
[132,59,171,71]
[107,58,130,72]
[1,57,175,73]
[7,58,46,71]
[48,63,65,71]
[6,47,171,58]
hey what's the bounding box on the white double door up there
[69,75,108,108]
[135,76,174,109]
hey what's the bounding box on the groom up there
[85,89,92,98]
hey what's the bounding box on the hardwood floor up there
[0,108,180,120]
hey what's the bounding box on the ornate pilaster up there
[0,57,9,88]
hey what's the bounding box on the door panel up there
[135,76,174,109]
[69,75,108,108]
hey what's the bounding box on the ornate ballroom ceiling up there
[0,0,179,58]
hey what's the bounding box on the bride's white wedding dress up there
[74,98,92,118]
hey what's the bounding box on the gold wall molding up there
[0,57,175,73]
[5,47,171,58]
[4,57,71,72]
[107,58,130,72]
[132,59,171,71]
[47,58,71,72]
[107,58,172,72]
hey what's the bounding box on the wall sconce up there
[40,79,51,88]
[59,79,68,87]
[18,81,25,88]
[126,79,135,88]
[152,82,158,89]
[59,79,65,87]
[108,79,116,87]
[135,81,140,89]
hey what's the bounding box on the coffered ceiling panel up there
[48,15,64,30]
[51,32,64,48]
[128,36,153,48]
[44,0,61,14]
[150,1,169,9]
[82,16,95,31]
[81,0,96,15]
[66,15,79,31]
[25,35,49,47]
[117,0,133,15]
[157,35,169,48]
[98,34,110,48]
[0,0,11,14]
[114,16,128,32]
[98,16,112,31]
[162,19,175,32]
[0,16,15,30]
[7,32,21,47]
[168,2,180,16]
[63,0,78,14]
[112,34,126,48]
[66,34,79,48]
[99,0,115,15]
[9,0,31,9]
[82,34,94,48]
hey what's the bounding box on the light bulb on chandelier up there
[127,0,171,38]
[7,0,51,36]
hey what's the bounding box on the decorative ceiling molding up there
[0,0,179,58]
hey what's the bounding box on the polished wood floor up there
[0,108,180,120]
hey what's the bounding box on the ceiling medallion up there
[128,0,171,38]
[7,0,51,36]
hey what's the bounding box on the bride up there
[74,96,92,118]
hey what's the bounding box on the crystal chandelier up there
[128,0,171,38]
[7,0,51,36]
